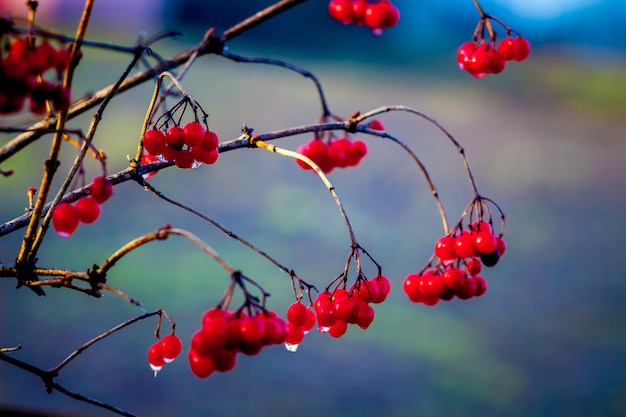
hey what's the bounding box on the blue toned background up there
[1,1,625,416]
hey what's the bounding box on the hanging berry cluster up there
[0,32,71,114]
[187,272,288,379]
[52,176,113,237]
[457,12,530,78]
[143,121,220,169]
[328,0,400,35]
[148,334,183,376]
[296,137,367,174]
[403,198,506,305]
[142,95,220,169]
[314,275,389,337]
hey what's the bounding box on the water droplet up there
[318,326,330,333]
[150,364,162,377]
[284,343,299,352]
[163,357,175,364]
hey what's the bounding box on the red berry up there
[356,279,380,303]
[443,267,465,290]
[474,231,498,254]
[457,41,476,70]
[326,140,348,169]
[403,273,424,302]
[201,312,229,348]
[239,316,266,344]
[90,176,113,203]
[307,139,331,172]
[472,276,488,296]
[143,129,166,156]
[364,2,385,32]
[352,0,367,25]
[497,37,518,61]
[435,236,457,261]
[210,347,237,372]
[454,231,477,258]
[467,258,482,276]
[75,197,101,224]
[303,308,317,332]
[182,121,205,147]
[333,296,356,322]
[166,126,185,149]
[347,140,367,166]
[287,302,309,327]
[328,0,354,24]
[456,278,477,300]
[296,144,313,170]
[285,322,305,345]
[372,275,391,303]
[314,291,332,312]
[160,145,180,162]
[471,221,492,233]
[188,349,216,378]
[190,330,215,358]
[497,236,507,256]
[328,320,348,338]
[262,313,288,345]
[315,302,337,328]
[161,334,183,362]
[174,149,195,169]
[201,130,219,151]
[513,37,530,61]
[148,342,165,371]
[52,202,80,238]
[192,147,219,165]
[425,273,447,296]
[369,119,384,130]
[354,302,375,329]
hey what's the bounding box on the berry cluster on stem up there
[0,31,71,114]
[52,175,112,237]
[188,272,288,379]
[457,3,530,78]
[328,0,399,36]
[403,197,506,305]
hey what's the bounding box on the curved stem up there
[97,226,235,276]
[50,310,162,375]
[355,105,480,196]
[252,138,358,247]
[360,127,449,234]
[220,0,309,42]
[138,178,304,281]
[220,49,331,117]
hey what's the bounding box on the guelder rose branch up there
[0,0,523,415]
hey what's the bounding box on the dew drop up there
[318,326,330,334]
[284,343,299,353]
[163,357,175,364]
[150,364,162,378]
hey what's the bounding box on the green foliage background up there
[1,12,626,417]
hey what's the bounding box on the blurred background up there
[1,1,625,416]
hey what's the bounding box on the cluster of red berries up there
[328,0,399,35]
[147,334,183,377]
[296,138,367,174]
[0,35,71,114]
[310,275,390,339]
[403,221,506,305]
[142,121,219,169]
[52,176,113,237]
[188,307,288,378]
[457,36,530,78]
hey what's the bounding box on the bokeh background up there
[1,1,625,416]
